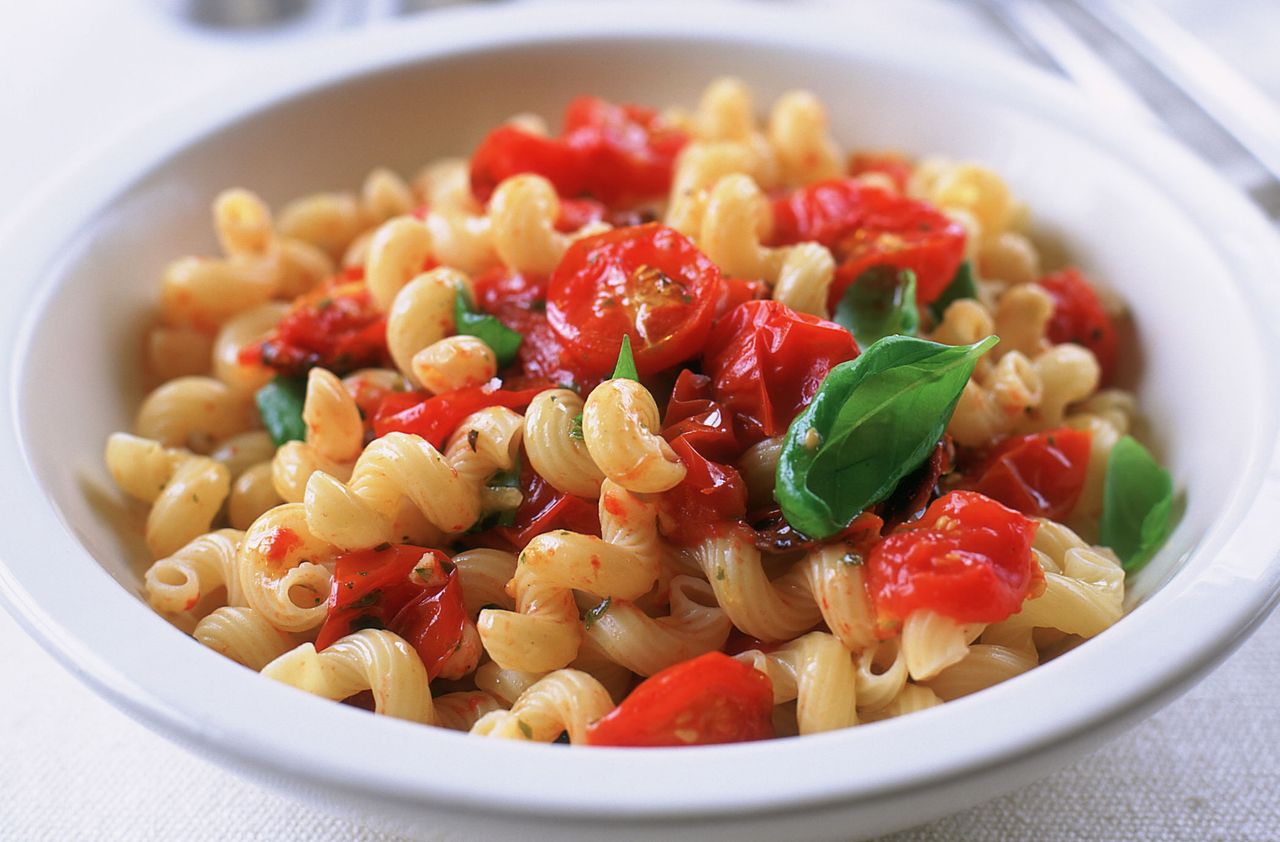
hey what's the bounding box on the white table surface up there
[2,1,1278,839]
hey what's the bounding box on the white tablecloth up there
[2,1,1277,839]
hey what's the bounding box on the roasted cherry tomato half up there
[1039,267,1119,383]
[585,652,775,747]
[768,179,967,307]
[547,224,723,377]
[315,545,466,679]
[701,299,859,445]
[470,96,686,208]
[963,428,1092,522]
[371,380,551,449]
[866,490,1041,626]
[240,281,389,376]
[656,370,748,546]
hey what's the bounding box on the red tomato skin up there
[314,545,451,652]
[701,299,859,445]
[656,370,749,546]
[768,179,966,307]
[964,428,1092,521]
[371,380,551,449]
[714,276,768,319]
[240,281,390,376]
[547,224,723,377]
[867,491,1041,626]
[389,569,468,679]
[585,652,775,747]
[1039,268,1119,383]
[561,97,687,208]
[469,97,686,208]
[470,125,580,204]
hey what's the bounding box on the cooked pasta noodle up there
[470,669,613,744]
[433,691,505,732]
[582,378,686,493]
[699,174,835,317]
[135,376,254,454]
[478,480,663,672]
[106,433,231,558]
[522,389,605,498]
[262,629,434,724]
[194,606,297,670]
[143,528,244,619]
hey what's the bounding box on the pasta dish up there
[104,79,1173,746]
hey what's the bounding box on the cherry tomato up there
[389,569,469,679]
[471,268,592,388]
[656,370,748,546]
[556,197,607,232]
[659,438,749,547]
[315,544,466,679]
[866,490,1041,626]
[470,96,687,208]
[560,96,687,208]
[701,299,859,445]
[240,281,389,376]
[470,125,579,205]
[963,428,1092,521]
[547,224,723,377]
[371,380,551,449]
[847,150,914,193]
[1039,267,1119,383]
[662,369,740,462]
[714,276,768,319]
[585,652,775,747]
[768,179,966,307]
[503,470,601,550]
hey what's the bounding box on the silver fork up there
[978,0,1280,221]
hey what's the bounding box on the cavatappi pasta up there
[106,79,1174,747]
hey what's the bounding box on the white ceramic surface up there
[3,4,1280,840]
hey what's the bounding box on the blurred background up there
[2,1,1278,840]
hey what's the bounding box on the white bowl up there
[3,4,1280,840]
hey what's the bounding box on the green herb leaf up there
[611,335,639,381]
[583,597,612,630]
[776,334,998,539]
[834,267,919,347]
[255,376,308,446]
[1100,435,1173,573]
[454,288,522,367]
[517,719,533,739]
[926,260,979,324]
[568,412,584,441]
[486,463,522,490]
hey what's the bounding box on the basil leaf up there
[612,335,639,381]
[776,334,998,539]
[927,260,978,323]
[255,376,307,446]
[454,288,522,367]
[1100,435,1173,573]
[569,412,584,440]
[834,267,919,347]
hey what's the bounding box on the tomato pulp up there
[314,545,467,679]
[768,178,967,308]
[585,652,775,746]
[866,490,1041,626]
[547,224,723,378]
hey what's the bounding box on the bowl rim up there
[4,0,1280,823]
